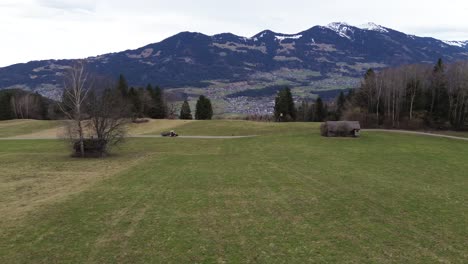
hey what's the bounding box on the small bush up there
[73,139,108,158]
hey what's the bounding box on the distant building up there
[321,121,361,137]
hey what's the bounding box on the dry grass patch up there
[0,140,155,228]
[1,119,195,139]
[0,120,61,138]
[10,126,67,139]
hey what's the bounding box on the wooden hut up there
[321,121,361,137]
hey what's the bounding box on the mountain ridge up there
[1,22,467,104]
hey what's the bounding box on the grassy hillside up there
[0,120,467,263]
[0,120,61,138]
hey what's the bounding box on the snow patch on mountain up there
[275,34,303,41]
[253,30,276,39]
[357,22,389,33]
[442,40,468,47]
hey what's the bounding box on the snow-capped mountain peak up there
[324,22,354,40]
[357,22,389,33]
[326,22,351,31]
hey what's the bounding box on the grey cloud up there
[405,26,468,40]
[410,26,468,34]
[2,0,468,67]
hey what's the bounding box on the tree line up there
[274,59,468,131]
[346,59,468,129]
[273,87,341,123]
[0,89,53,120]
[117,73,213,121]
[0,74,214,122]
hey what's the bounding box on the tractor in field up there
[161,130,178,137]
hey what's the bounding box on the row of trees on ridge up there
[274,59,468,130]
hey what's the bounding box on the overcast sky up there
[1,0,468,67]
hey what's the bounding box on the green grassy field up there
[144,120,321,136]
[0,120,467,263]
[432,130,468,138]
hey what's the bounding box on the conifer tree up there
[195,95,213,120]
[296,100,310,122]
[427,58,449,123]
[274,87,296,122]
[144,84,166,119]
[117,74,129,97]
[336,91,346,120]
[179,100,192,120]
[0,91,14,120]
[128,87,142,118]
[314,97,326,122]
[151,86,166,119]
[145,84,156,118]
[145,84,153,96]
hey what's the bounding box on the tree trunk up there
[409,93,416,120]
[78,120,85,158]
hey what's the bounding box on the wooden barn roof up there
[325,121,361,131]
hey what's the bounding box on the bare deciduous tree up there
[350,59,468,130]
[59,61,92,158]
[85,80,131,155]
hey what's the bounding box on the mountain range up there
[1,22,467,114]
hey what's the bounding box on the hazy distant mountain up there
[1,22,467,100]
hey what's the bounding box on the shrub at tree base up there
[73,139,108,158]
